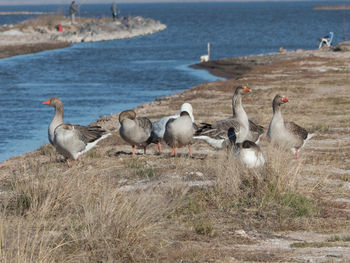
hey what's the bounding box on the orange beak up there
[42,99,50,105]
[243,86,251,93]
[282,97,289,103]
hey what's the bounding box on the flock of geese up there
[42,86,314,167]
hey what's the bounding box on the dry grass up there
[0,142,323,262]
[0,162,184,262]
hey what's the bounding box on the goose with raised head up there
[228,127,265,168]
[119,110,152,155]
[163,110,196,157]
[43,97,111,164]
[150,103,194,152]
[200,42,210,62]
[194,86,264,149]
[267,94,314,158]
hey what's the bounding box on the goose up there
[163,110,196,157]
[200,42,210,62]
[194,86,264,149]
[119,110,152,155]
[267,94,314,158]
[150,103,194,152]
[228,127,265,168]
[42,97,111,164]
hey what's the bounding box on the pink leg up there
[188,144,192,158]
[296,149,299,159]
[170,147,176,157]
[132,145,135,156]
[157,142,162,153]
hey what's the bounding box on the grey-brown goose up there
[150,103,194,152]
[194,86,264,148]
[43,97,111,163]
[119,110,152,155]
[228,127,265,168]
[267,94,314,158]
[163,111,196,157]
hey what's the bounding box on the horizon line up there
[0,0,328,6]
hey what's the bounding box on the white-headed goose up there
[150,103,194,152]
[43,97,111,164]
[194,86,264,148]
[119,110,152,155]
[228,127,265,168]
[163,110,196,157]
[267,94,314,158]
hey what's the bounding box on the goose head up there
[119,110,136,124]
[272,94,289,112]
[234,85,251,95]
[42,97,63,108]
[180,103,194,122]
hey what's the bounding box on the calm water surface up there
[0,1,348,161]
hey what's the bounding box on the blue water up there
[0,1,348,161]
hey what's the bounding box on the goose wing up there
[73,124,108,144]
[136,117,152,134]
[195,117,239,139]
[284,121,308,140]
[249,120,264,134]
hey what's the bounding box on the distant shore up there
[0,14,166,59]
[314,4,350,10]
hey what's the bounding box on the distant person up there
[111,2,119,21]
[70,1,78,24]
[122,16,129,28]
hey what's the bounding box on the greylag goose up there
[194,86,264,149]
[163,110,196,157]
[267,94,314,158]
[150,103,194,152]
[228,128,265,168]
[42,97,111,163]
[119,110,152,155]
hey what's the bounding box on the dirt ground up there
[1,43,350,262]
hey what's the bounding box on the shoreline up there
[1,44,348,163]
[0,41,71,59]
[1,43,348,164]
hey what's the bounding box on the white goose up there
[150,103,194,152]
[267,94,314,158]
[228,127,265,168]
[200,42,210,62]
[163,110,196,157]
[119,110,152,155]
[43,97,111,164]
[194,86,264,149]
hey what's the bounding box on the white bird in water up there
[200,42,210,62]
